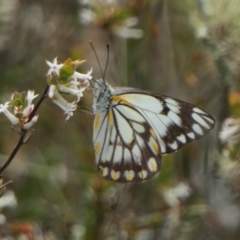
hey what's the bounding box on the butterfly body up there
[93,79,215,183]
[93,79,113,112]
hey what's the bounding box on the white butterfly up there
[93,79,215,183]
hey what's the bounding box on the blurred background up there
[0,0,240,239]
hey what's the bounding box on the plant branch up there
[0,85,50,174]
[29,85,50,121]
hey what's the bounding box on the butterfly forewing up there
[113,92,215,154]
[155,95,215,153]
[93,82,215,183]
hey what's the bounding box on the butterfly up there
[92,78,215,183]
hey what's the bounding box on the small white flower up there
[115,17,144,39]
[23,115,39,129]
[71,224,86,239]
[48,84,56,98]
[21,90,38,118]
[0,191,17,209]
[0,102,19,125]
[58,84,85,102]
[219,118,240,145]
[0,102,9,113]
[174,182,191,199]
[124,17,139,27]
[163,183,191,207]
[46,57,63,76]
[196,26,208,39]
[79,9,96,24]
[69,81,80,87]
[72,68,93,81]
[64,102,78,120]
[115,26,144,39]
[22,104,34,118]
[52,92,77,120]
[52,91,69,109]
[26,90,38,103]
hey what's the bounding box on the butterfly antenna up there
[103,44,109,80]
[88,78,95,88]
[89,41,105,80]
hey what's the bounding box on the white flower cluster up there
[0,57,92,129]
[0,90,38,130]
[46,58,92,120]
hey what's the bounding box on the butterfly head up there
[93,78,113,113]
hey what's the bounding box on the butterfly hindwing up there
[94,103,162,183]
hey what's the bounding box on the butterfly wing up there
[93,88,215,183]
[93,104,162,183]
[113,88,215,154]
